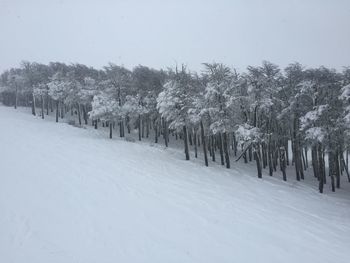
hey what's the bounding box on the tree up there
[157,66,197,160]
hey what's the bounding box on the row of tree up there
[1,61,349,193]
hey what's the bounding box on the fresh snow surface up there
[1,105,350,263]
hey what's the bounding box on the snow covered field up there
[0,105,350,263]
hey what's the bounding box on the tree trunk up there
[77,104,82,125]
[109,122,113,139]
[14,87,18,109]
[163,119,168,147]
[232,133,237,156]
[146,119,150,138]
[211,135,216,162]
[218,133,224,166]
[46,95,49,115]
[285,139,289,166]
[223,132,230,168]
[82,105,88,125]
[336,149,340,188]
[50,98,53,112]
[40,95,44,119]
[200,121,208,167]
[280,147,287,181]
[31,92,36,116]
[268,134,273,176]
[293,116,300,181]
[138,115,142,141]
[254,144,262,178]
[311,146,318,178]
[262,143,267,168]
[183,125,190,160]
[304,147,308,169]
[194,131,198,158]
[318,144,324,193]
[60,103,64,119]
[155,122,158,143]
[331,174,335,192]
[55,100,59,122]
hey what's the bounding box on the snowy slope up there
[0,105,350,263]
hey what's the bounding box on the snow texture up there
[0,105,350,263]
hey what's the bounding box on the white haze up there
[0,0,350,72]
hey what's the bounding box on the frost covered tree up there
[2,60,350,194]
[157,66,198,160]
[7,69,25,109]
[89,92,120,138]
[132,66,165,142]
[48,72,70,122]
[202,63,238,168]
[103,64,132,136]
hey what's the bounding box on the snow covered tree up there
[202,63,238,168]
[89,92,120,138]
[48,72,70,122]
[157,66,198,160]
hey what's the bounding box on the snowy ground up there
[1,105,350,263]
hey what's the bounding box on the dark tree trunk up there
[268,134,273,176]
[155,123,158,143]
[293,116,301,181]
[218,133,224,166]
[138,115,142,141]
[14,87,18,109]
[77,104,82,125]
[60,103,64,119]
[194,131,198,158]
[82,105,88,125]
[318,145,324,193]
[189,132,193,146]
[336,149,340,188]
[163,119,168,147]
[304,147,308,169]
[50,98,53,112]
[31,93,36,116]
[312,146,318,178]
[55,100,59,122]
[262,143,267,168]
[232,133,237,156]
[109,122,113,139]
[211,135,216,162]
[331,174,335,192]
[341,157,350,182]
[200,121,208,167]
[346,150,349,176]
[183,125,190,160]
[254,144,262,178]
[243,145,248,164]
[146,119,150,138]
[46,94,49,115]
[41,95,44,119]
[285,139,289,166]
[280,147,287,181]
[223,132,230,168]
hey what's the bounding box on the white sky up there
[0,0,349,72]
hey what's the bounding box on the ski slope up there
[0,105,350,263]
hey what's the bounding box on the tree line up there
[1,61,350,193]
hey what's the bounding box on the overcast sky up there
[0,0,349,73]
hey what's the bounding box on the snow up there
[1,105,350,263]
[305,127,326,143]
